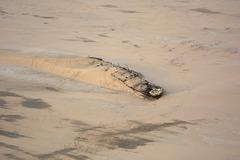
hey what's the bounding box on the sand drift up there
[0,53,163,99]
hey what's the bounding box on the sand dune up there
[0,51,163,99]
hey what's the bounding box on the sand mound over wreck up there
[0,53,163,99]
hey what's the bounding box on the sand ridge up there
[0,52,163,99]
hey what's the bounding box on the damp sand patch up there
[21,98,51,109]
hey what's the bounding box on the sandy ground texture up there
[1,0,240,160]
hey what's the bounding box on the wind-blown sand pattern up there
[1,0,240,160]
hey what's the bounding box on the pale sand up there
[0,0,240,160]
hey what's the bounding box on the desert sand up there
[0,0,240,159]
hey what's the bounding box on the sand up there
[0,0,240,159]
